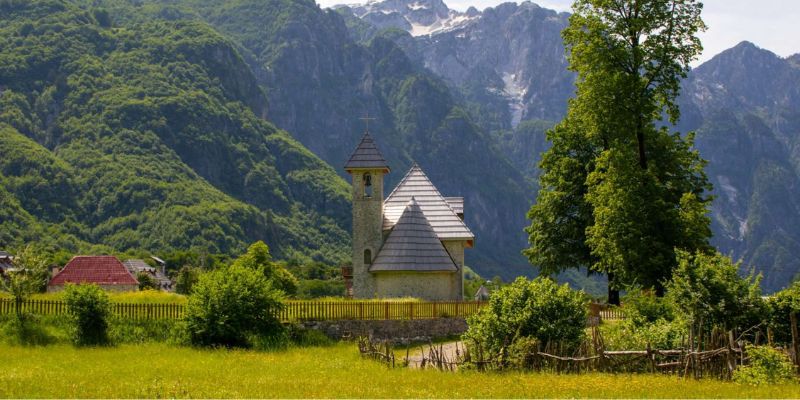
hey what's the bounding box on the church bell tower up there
[344,132,390,298]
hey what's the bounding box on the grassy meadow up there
[1,343,798,398]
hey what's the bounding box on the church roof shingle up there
[383,164,474,242]
[344,132,390,171]
[370,198,458,272]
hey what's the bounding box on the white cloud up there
[316,0,800,64]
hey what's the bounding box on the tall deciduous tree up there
[526,0,711,302]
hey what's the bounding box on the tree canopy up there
[526,0,712,299]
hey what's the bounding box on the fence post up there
[385,302,389,320]
[790,312,799,369]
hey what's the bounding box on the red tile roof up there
[49,256,138,286]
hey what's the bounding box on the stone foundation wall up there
[299,318,468,344]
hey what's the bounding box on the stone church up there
[344,133,474,300]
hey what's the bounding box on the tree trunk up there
[636,122,648,170]
[607,272,620,306]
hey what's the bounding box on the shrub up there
[174,266,200,295]
[463,277,587,359]
[231,241,299,297]
[622,288,674,325]
[601,318,686,350]
[63,284,111,346]
[183,264,285,348]
[137,272,158,291]
[667,250,766,334]
[733,345,796,385]
[767,282,800,345]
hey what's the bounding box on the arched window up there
[363,173,373,198]
[363,249,372,265]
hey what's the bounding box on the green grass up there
[0,343,798,398]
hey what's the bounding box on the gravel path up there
[403,341,465,369]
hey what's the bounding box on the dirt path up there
[403,341,465,369]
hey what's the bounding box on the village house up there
[123,259,173,291]
[0,251,14,277]
[48,256,138,292]
[345,133,474,300]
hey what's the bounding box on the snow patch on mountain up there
[502,72,527,128]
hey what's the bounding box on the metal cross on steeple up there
[359,112,377,133]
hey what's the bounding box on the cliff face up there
[679,42,800,289]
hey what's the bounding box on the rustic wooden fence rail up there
[1,299,624,322]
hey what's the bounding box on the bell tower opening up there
[364,249,372,265]
[363,173,373,198]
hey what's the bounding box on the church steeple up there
[345,131,389,298]
[344,132,390,173]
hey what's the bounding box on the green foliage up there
[231,241,299,297]
[63,284,111,346]
[0,245,50,316]
[174,266,201,295]
[0,314,57,346]
[464,277,588,358]
[601,318,686,351]
[527,0,712,296]
[733,345,796,385]
[183,264,284,348]
[667,250,766,332]
[622,288,675,325]
[136,273,158,291]
[766,282,800,345]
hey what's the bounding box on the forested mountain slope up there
[0,0,351,263]
[85,0,535,279]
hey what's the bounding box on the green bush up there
[183,264,285,348]
[733,345,796,385]
[622,288,674,325]
[174,266,201,295]
[137,272,158,291]
[767,282,800,345]
[231,241,299,297]
[64,284,111,346]
[463,277,587,359]
[667,250,766,333]
[601,318,686,350]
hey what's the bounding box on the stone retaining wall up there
[299,318,468,344]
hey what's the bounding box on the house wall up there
[443,240,466,301]
[47,284,138,293]
[373,271,459,300]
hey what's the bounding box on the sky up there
[317,0,800,66]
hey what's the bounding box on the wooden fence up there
[0,299,185,320]
[279,300,485,321]
[0,299,624,323]
[0,299,487,321]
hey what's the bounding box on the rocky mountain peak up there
[342,0,477,36]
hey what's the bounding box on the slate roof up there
[49,256,138,286]
[123,259,156,275]
[383,164,474,242]
[370,198,458,272]
[445,197,464,216]
[344,132,390,171]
